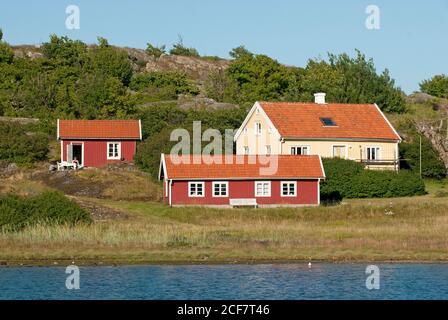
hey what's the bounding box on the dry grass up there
[1,194,448,264]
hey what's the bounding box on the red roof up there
[161,154,325,180]
[259,102,400,141]
[58,120,141,140]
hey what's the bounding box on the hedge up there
[0,192,92,232]
[320,158,426,201]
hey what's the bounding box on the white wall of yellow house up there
[235,107,281,155]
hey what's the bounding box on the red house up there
[57,119,142,168]
[159,154,326,207]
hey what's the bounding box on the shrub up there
[169,36,200,57]
[0,191,91,232]
[400,135,446,179]
[0,122,49,164]
[321,158,426,199]
[129,72,199,96]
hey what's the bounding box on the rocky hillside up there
[12,45,230,86]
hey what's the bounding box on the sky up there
[1,0,448,93]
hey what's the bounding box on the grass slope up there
[1,190,448,265]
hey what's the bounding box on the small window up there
[107,142,121,160]
[189,182,205,197]
[265,145,271,155]
[320,117,337,126]
[291,146,309,155]
[332,145,346,159]
[213,182,228,197]
[366,147,380,161]
[281,181,297,197]
[255,181,271,197]
[243,146,249,155]
[255,122,262,135]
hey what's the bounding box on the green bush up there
[0,192,91,232]
[129,72,199,96]
[400,135,446,179]
[0,122,49,164]
[321,158,426,199]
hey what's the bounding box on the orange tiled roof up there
[58,120,141,140]
[259,102,400,141]
[161,154,325,180]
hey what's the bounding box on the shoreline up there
[2,258,448,267]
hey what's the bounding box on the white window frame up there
[265,145,271,155]
[366,146,381,161]
[212,181,229,197]
[280,181,297,197]
[331,144,348,159]
[255,181,271,197]
[290,145,310,155]
[243,146,249,155]
[188,181,205,197]
[107,142,121,160]
[254,122,262,136]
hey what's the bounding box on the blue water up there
[0,263,447,300]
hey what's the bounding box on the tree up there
[420,74,448,99]
[146,43,166,61]
[0,29,14,64]
[88,37,133,86]
[169,35,200,57]
[229,45,252,59]
[225,53,296,103]
[41,34,87,67]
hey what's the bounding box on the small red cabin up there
[159,154,326,207]
[57,119,142,168]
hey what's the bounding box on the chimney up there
[314,92,326,104]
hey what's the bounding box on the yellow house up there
[234,93,402,170]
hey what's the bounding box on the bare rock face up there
[407,92,448,110]
[177,95,238,110]
[145,55,230,84]
[12,45,44,59]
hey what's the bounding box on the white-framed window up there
[290,146,310,155]
[107,142,121,160]
[255,122,262,135]
[212,181,228,197]
[255,181,271,197]
[332,145,347,159]
[265,145,271,155]
[281,181,297,197]
[243,146,249,155]
[188,182,205,197]
[366,147,380,161]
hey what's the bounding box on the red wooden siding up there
[62,140,137,167]
[163,179,319,206]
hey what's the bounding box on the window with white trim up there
[291,146,309,155]
[255,122,262,135]
[366,147,380,161]
[281,181,297,197]
[189,182,205,197]
[212,182,228,197]
[243,146,249,155]
[265,145,271,155]
[107,142,121,160]
[255,181,271,197]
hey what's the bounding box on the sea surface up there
[1,263,447,300]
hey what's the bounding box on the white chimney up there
[314,92,326,104]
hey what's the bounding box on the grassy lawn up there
[2,187,448,265]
